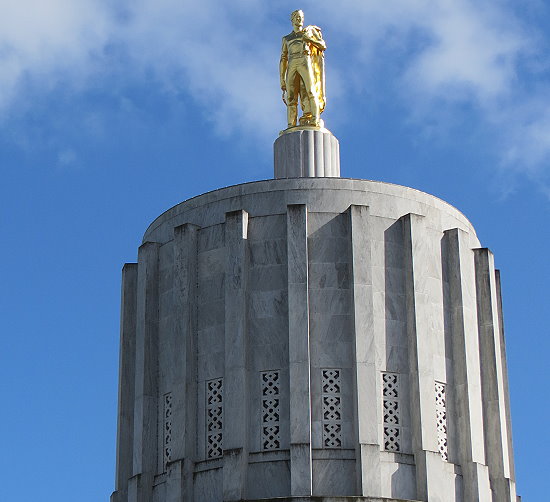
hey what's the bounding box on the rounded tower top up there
[143,177,478,245]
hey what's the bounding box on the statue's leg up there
[286,64,299,128]
[299,85,311,125]
[297,61,319,125]
[287,104,298,128]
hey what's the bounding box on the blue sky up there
[0,1,548,500]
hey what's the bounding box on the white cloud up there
[499,103,550,173]
[403,2,525,102]
[119,0,288,139]
[310,0,529,102]
[0,0,112,108]
[0,0,284,140]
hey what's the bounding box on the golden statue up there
[280,10,326,129]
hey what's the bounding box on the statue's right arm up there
[279,37,288,90]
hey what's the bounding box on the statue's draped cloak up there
[305,25,326,113]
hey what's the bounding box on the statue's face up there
[291,11,304,30]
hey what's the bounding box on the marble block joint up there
[111,177,518,502]
[274,128,340,178]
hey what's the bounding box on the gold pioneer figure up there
[280,10,326,129]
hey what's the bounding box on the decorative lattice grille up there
[435,381,448,461]
[261,370,281,450]
[206,378,223,459]
[322,369,342,448]
[163,392,173,470]
[382,372,401,452]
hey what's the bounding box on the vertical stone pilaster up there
[402,214,441,501]
[127,473,152,502]
[474,249,515,501]
[115,263,138,499]
[132,242,160,502]
[349,204,381,496]
[495,270,516,487]
[287,204,312,496]
[165,461,185,502]
[223,210,249,501]
[169,223,199,502]
[444,229,491,501]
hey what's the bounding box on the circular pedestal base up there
[274,128,340,178]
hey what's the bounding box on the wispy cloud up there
[111,0,283,138]
[0,0,283,140]
[57,147,78,169]
[498,101,550,173]
[0,0,112,108]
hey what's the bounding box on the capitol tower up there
[111,11,518,502]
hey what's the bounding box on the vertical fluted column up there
[444,229,491,501]
[287,204,312,496]
[114,263,138,501]
[402,214,442,501]
[168,224,199,502]
[129,242,159,502]
[223,210,249,500]
[474,249,516,501]
[313,132,324,176]
[349,204,382,496]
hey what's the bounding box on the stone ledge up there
[242,497,421,502]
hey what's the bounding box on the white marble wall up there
[111,178,517,502]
